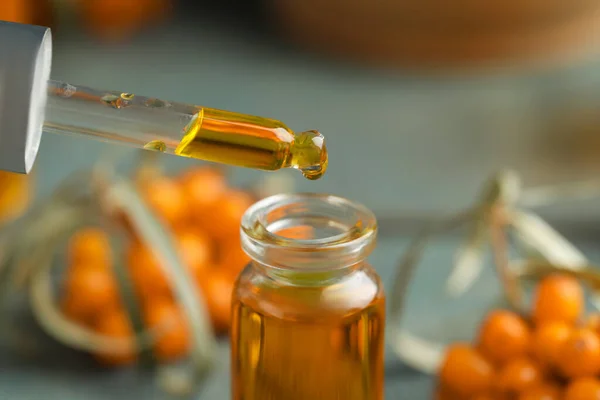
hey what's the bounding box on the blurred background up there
[18,0,600,222]
[2,0,600,399]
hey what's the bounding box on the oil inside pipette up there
[175,108,328,180]
[144,140,167,152]
[101,90,329,179]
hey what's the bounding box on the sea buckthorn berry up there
[202,190,253,240]
[518,382,562,400]
[439,344,494,397]
[178,167,227,224]
[470,394,505,400]
[564,377,600,400]
[497,357,544,396]
[126,230,213,300]
[218,237,250,277]
[198,269,236,335]
[0,171,30,225]
[144,298,190,361]
[477,310,530,365]
[141,177,186,227]
[433,384,460,400]
[531,321,572,370]
[558,328,600,379]
[63,264,120,321]
[67,227,112,267]
[0,1,31,24]
[532,274,584,326]
[584,313,600,333]
[93,310,136,366]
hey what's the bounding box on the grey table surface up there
[3,12,600,400]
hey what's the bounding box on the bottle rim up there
[240,193,377,271]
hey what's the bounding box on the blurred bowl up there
[268,0,600,71]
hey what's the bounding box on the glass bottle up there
[231,193,385,400]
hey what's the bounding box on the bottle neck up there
[254,260,364,286]
[241,193,377,278]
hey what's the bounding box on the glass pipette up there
[44,80,328,180]
[0,21,327,178]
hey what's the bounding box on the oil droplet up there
[145,98,170,108]
[101,94,122,109]
[120,93,135,101]
[300,165,327,181]
[143,140,167,152]
[292,130,328,180]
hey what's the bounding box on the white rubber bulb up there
[0,21,52,174]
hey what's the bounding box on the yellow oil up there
[231,286,385,400]
[120,93,135,101]
[101,94,123,109]
[101,93,134,109]
[174,108,328,180]
[143,140,167,152]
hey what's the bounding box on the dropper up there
[0,21,328,179]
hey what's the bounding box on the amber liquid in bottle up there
[231,272,385,400]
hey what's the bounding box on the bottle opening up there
[241,193,377,271]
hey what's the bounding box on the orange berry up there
[0,171,30,224]
[203,190,253,240]
[4,0,52,25]
[470,394,501,400]
[178,167,227,222]
[477,310,530,365]
[144,299,190,361]
[126,231,213,299]
[67,227,112,267]
[175,229,213,279]
[531,321,572,369]
[518,382,562,400]
[141,178,186,227]
[63,265,120,321]
[532,274,583,326]
[93,310,136,366]
[433,384,460,400]
[0,1,29,23]
[564,377,600,400]
[126,241,169,299]
[438,344,494,397]
[558,328,600,378]
[497,357,543,396]
[199,270,235,335]
[218,238,250,277]
[61,292,93,325]
[584,313,600,333]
